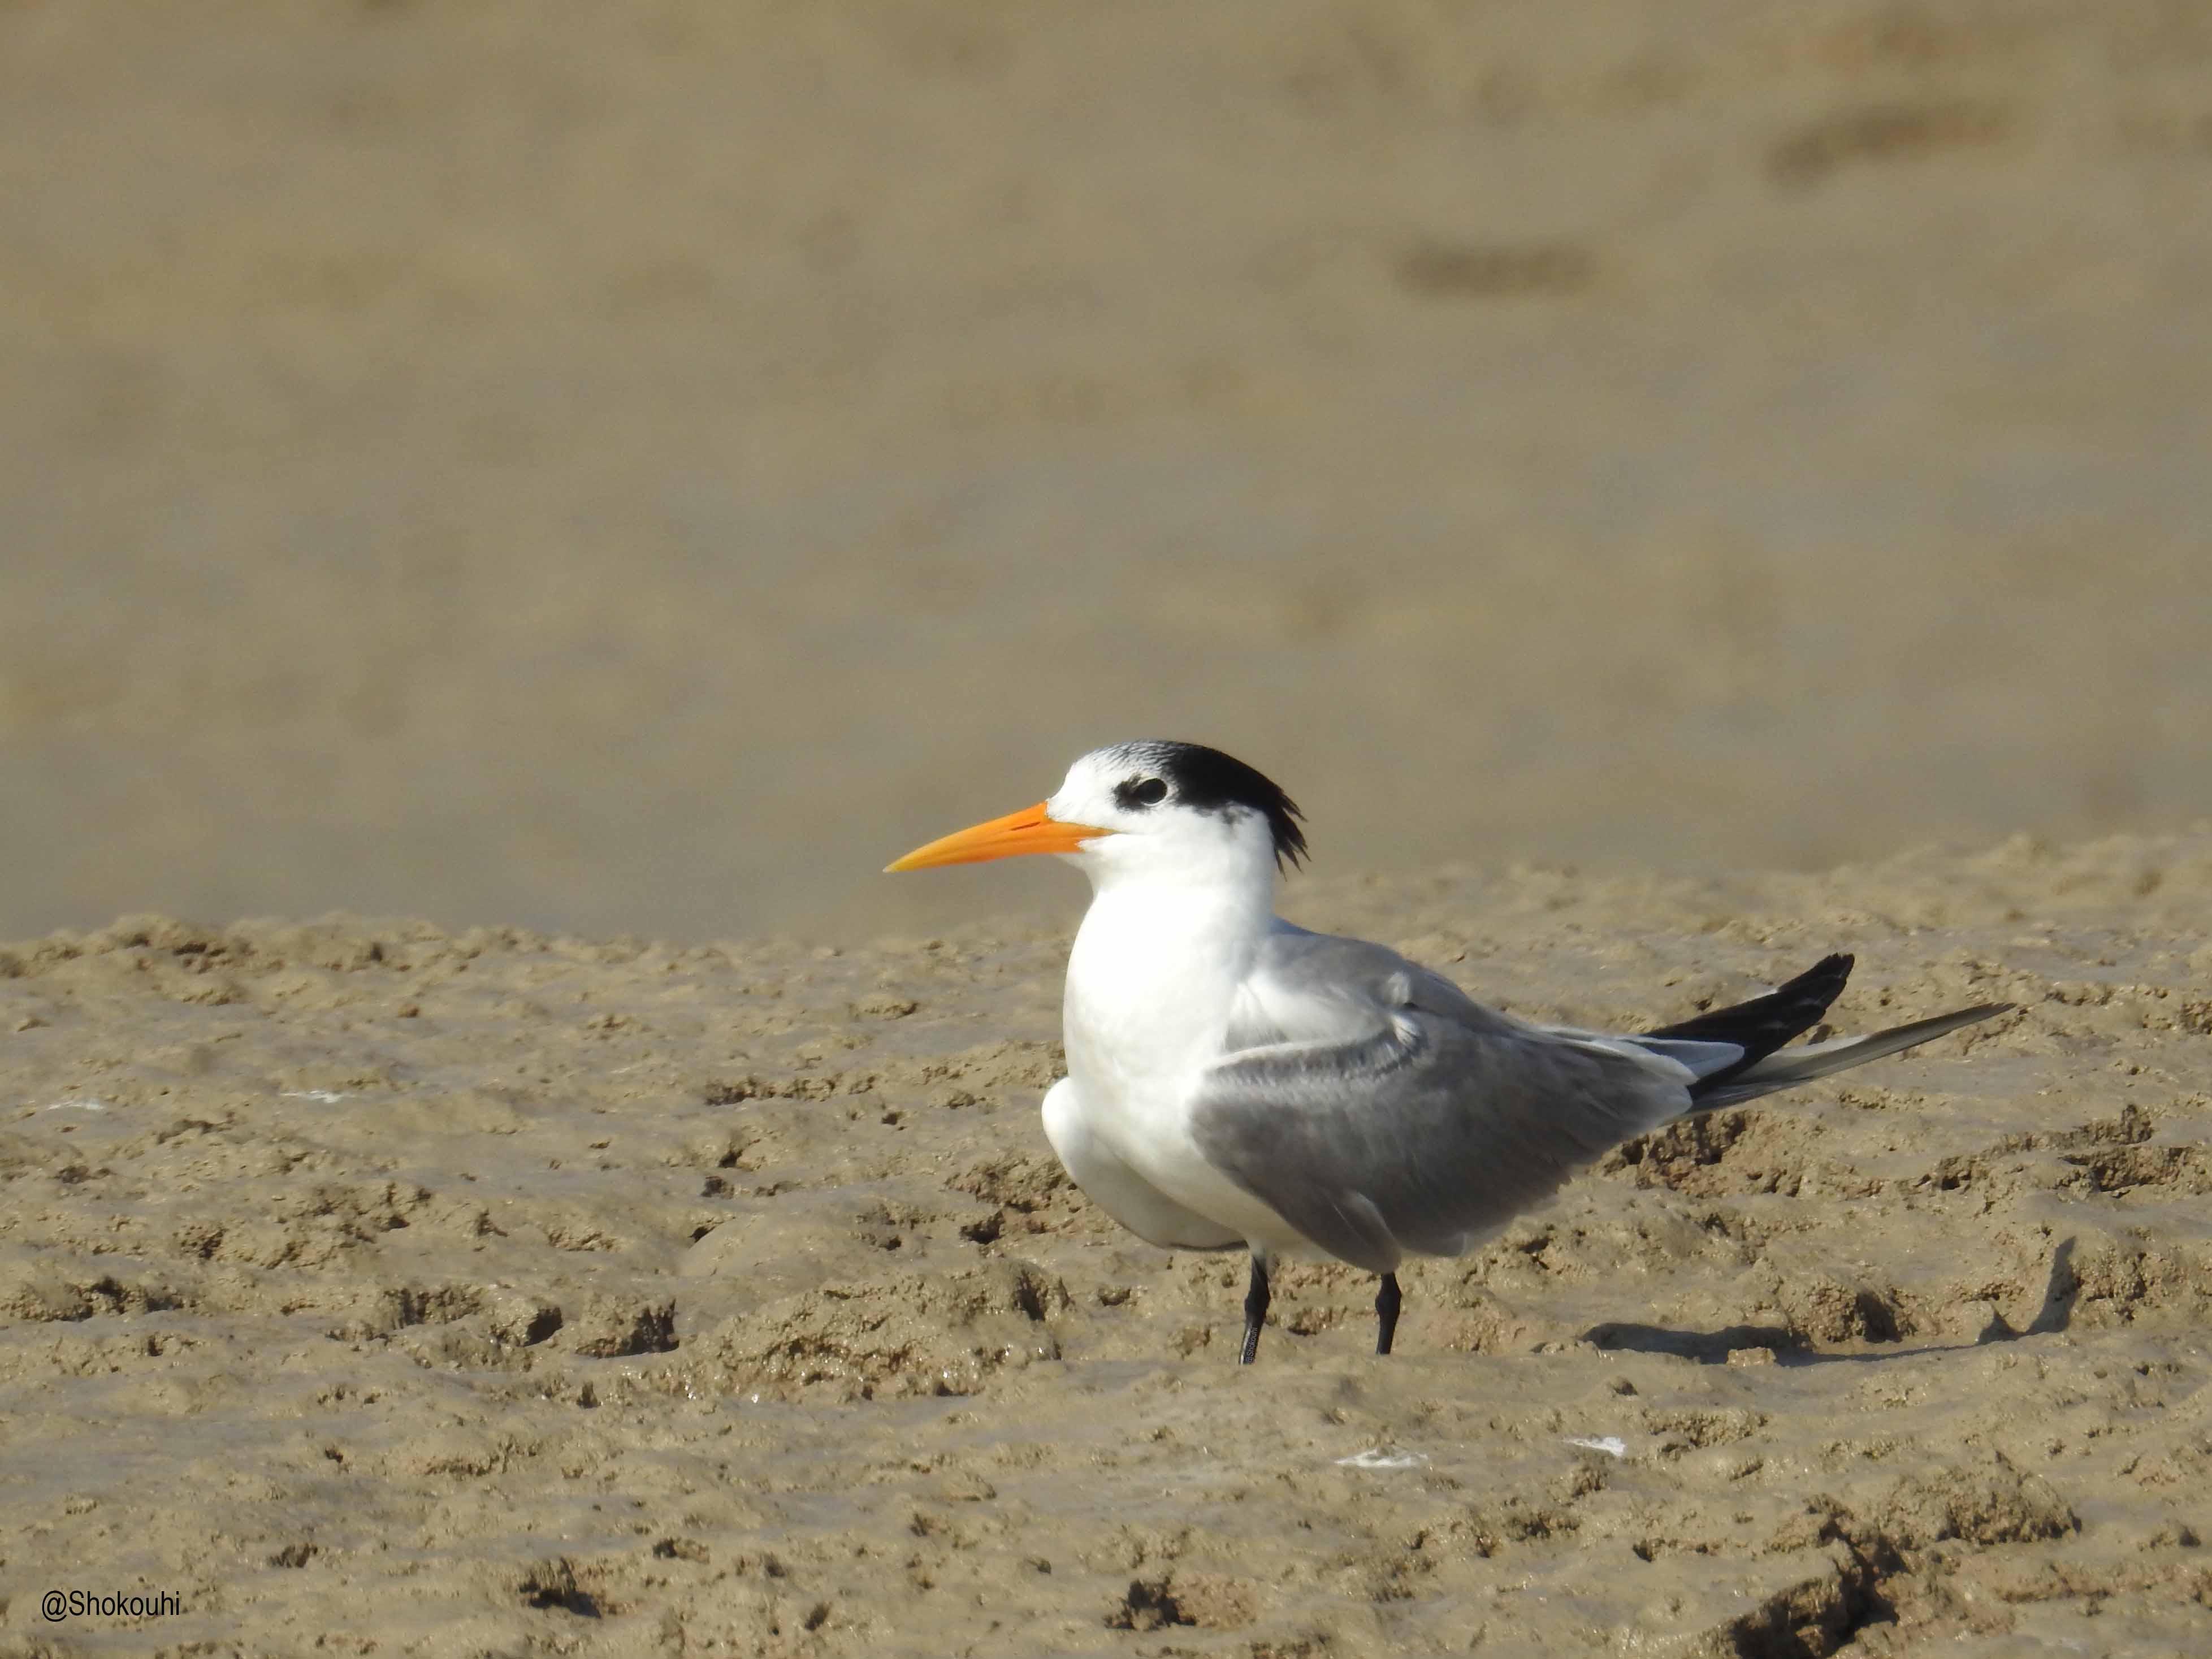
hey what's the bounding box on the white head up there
[886,740,1306,898]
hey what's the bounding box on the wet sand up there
[5,833,2210,1654]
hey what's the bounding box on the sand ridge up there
[3,834,2211,1654]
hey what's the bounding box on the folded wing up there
[1192,932,1707,1274]
[1195,934,2010,1274]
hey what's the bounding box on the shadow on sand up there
[1581,1239,2078,1368]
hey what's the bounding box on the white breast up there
[1057,882,1301,1243]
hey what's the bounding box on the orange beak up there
[885,801,1114,873]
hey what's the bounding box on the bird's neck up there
[1063,874,1275,1095]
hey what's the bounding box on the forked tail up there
[1646,952,2011,1109]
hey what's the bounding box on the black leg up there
[1240,1255,1271,1365]
[1375,1273,1401,1356]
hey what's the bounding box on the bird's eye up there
[1117,776,1168,809]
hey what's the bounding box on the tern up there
[888,740,2011,1363]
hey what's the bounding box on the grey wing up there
[1194,931,1737,1275]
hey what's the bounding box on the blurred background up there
[3,1,2207,944]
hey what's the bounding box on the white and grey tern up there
[888,741,2011,1363]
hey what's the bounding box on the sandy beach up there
[5,831,2210,1654]
[6,2,2211,1652]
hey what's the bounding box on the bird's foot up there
[1240,1255,1271,1365]
[1375,1272,1401,1355]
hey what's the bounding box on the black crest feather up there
[1111,740,1308,870]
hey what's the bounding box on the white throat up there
[1060,861,1276,1110]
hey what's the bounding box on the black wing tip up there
[1653,951,1856,1030]
[1653,950,1860,1091]
[1801,952,1854,994]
